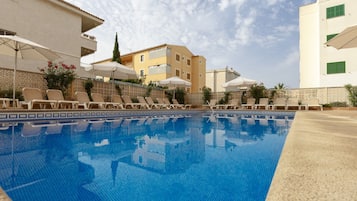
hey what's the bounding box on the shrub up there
[345,84,357,106]
[84,79,94,101]
[40,61,76,97]
[202,87,212,104]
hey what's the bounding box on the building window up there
[326,34,338,41]
[187,73,191,80]
[176,54,180,61]
[176,69,180,76]
[327,61,345,74]
[140,55,144,62]
[187,59,191,65]
[140,69,145,77]
[326,4,344,19]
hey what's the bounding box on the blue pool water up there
[0,112,293,201]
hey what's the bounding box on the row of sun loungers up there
[16,87,191,110]
[206,97,323,111]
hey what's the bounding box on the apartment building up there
[100,44,206,93]
[206,67,240,92]
[0,0,103,74]
[300,0,357,88]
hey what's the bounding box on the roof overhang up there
[49,0,104,32]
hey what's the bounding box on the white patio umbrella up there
[325,25,357,49]
[92,61,138,80]
[222,76,257,88]
[0,35,61,104]
[159,76,191,98]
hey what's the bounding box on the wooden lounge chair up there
[46,89,78,109]
[271,97,287,110]
[74,91,106,109]
[286,97,301,110]
[121,95,144,109]
[254,98,270,110]
[241,98,255,109]
[136,96,151,109]
[172,98,191,109]
[92,93,121,109]
[145,96,165,109]
[21,87,57,110]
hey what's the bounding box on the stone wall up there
[0,68,165,101]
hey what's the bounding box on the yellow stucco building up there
[99,44,206,93]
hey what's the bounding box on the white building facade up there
[299,0,357,88]
[0,0,103,75]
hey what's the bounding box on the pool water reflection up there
[0,112,293,201]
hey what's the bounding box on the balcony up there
[81,33,97,57]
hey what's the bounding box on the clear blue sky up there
[66,0,315,88]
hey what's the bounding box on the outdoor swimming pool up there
[0,112,294,201]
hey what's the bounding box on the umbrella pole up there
[13,48,18,106]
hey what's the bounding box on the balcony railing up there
[80,33,97,56]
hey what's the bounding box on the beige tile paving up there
[266,111,357,201]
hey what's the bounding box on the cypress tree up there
[112,32,121,63]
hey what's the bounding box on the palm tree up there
[272,83,286,98]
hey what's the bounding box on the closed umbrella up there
[325,25,357,49]
[0,35,61,104]
[222,76,257,88]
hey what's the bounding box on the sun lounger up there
[254,98,270,110]
[286,97,301,110]
[74,91,106,109]
[271,97,287,110]
[0,98,10,109]
[216,99,239,109]
[172,98,191,109]
[112,95,125,109]
[145,97,166,109]
[21,87,57,110]
[241,98,255,109]
[136,96,151,109]
[163,97,186,109]
[121,95,145,109]
[303,98,323,111]
[46,89,78,109]
[203,99,217,110]
[92,93,121,109]
[156,97,172,109]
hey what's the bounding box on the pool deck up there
[266,111,357,201]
